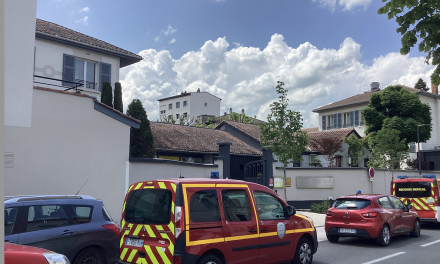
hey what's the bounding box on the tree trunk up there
[283,166,287,201]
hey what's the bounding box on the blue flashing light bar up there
[422,174,436,179]
[397,175,407,179]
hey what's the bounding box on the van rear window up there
[125,189,172,225]
[334,199,371,210]
[395,182,431,198]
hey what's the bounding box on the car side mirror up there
[287,205,296,216]
[407,204,412,211]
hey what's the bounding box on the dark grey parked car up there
[4,195,119,264]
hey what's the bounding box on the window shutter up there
[350,111,354,127]
[62,54,75,87]
[99,62,111,91]
[355,110,359,126]
[338,113,342,129]
[322,115,326,131]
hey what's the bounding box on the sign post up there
[369,168,375,181]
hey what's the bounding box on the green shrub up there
[310,200,331,214]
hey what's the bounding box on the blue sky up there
[37,0,435,127]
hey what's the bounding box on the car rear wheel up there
[326,234,339,243]
[410,219,421,237]
[73,248,106,264]
[293,238,313,264]
[197,254,222,264]
[376,225,391,247]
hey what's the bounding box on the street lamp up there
[417,124,430,175]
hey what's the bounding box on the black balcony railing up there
[33,75,84,93]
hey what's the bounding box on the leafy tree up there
[126,99,155,158]
[158,115,177,124]
[224,111,256,124]
[414,78,429,92]
[113,82,123,112]
[362,85,432,144]
[367,129,409,178]
[308,154,323,167]
[194,116,220,128]
[100,82,113,108]
[309,136,342,167]
[378,0,440,86]
[343,134,365,167]
[179,115,195,126]
[260,81,308,201]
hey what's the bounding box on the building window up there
[75,58,96,90]
[176,102,180,108]
[327,115,334,130]
[322,115,326,131]
[204,102,208,107]
[168,115,173,119]
[335,156,342,167]
[169,104,172,110]
[349,110,360,127]
[183,112,187,118]
[183,100,188,107]
[160,110,166,114]
[333,113,342,129]
[176,114,180,119]
[343,112,350,127]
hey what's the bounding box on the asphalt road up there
[312,223,440,264]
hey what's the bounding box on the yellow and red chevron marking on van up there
[394,182,435,211]
[119,181,176,264]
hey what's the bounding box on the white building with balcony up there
[157,89,221,123]
[312,81,440,170]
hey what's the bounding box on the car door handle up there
[60,230,74,235]
[260,228,269,232]
[249,229,258,233]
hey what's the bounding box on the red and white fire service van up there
[118,178,318,264]
[391,174,440,223]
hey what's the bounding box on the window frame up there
[189,189,221,223]
[168,104,172,110]
[183,100,188,107]
[176,102,180,108]
[253,191,287,221]
[221,189,253,222]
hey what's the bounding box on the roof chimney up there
[197,88,200,92]
[431,76,438,95]
[370,82,380,92]
[241,109,245,114]
[229,108,232,114]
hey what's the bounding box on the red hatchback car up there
[325,194,420,246]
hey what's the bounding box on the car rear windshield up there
[125,189,172,225]
[334,198,371,210]
[395,182,432,198]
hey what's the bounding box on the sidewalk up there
[296,210,326,227]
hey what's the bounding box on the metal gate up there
[244,160,265,185]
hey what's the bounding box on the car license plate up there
[125,238,144,247]
[338,228,356,234]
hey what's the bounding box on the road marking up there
[362,252,406,264]
[421,239,440,247]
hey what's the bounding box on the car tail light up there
[174,256,182,264]
[175,206,184,239]
[362,212,378,218]
[326,210,334,216]
[103,224,120,238]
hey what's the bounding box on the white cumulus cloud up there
[164,25,177,36]
[79,7,90,13]
[75,16,88,25]
[121,34,435,128]
[314,0,372,11]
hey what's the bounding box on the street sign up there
[369,168,375,181]
[269,178,274,187]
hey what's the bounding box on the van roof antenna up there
[76,179,89,195]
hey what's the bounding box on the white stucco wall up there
[190,92,221,118]
[4,89,131,222]
[4,0,37,127]
[34,38,120,100]
[129,160,223,186]
[273,166,439,201]
[159,94,192,120]
[419,95,440,150]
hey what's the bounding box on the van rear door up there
[120,181,176,264]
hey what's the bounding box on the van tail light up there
[362,212,378,218]
[175,206,184,239]
[326,210,334,216]
[103,224,120,238]
[174,256,182,264]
